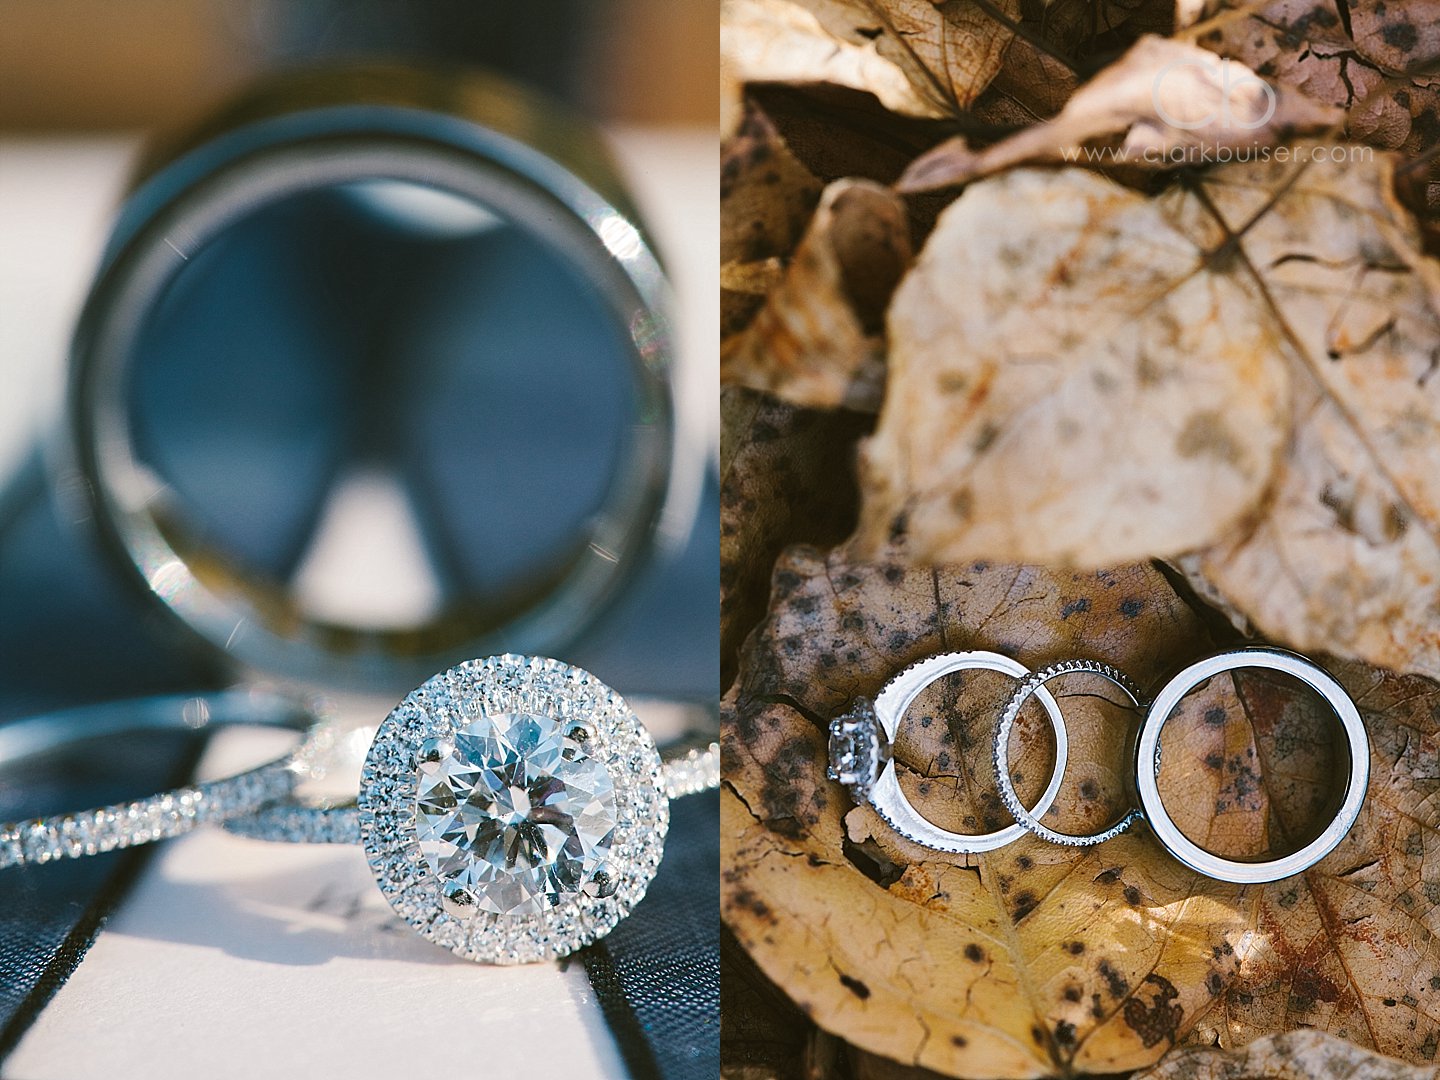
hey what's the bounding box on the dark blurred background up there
[0,0,716,129]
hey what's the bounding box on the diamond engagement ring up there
[0,690,314,869]
[224,654,720,964]
[828,651,1069,854]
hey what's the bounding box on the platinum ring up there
[224,654,719,964]
[993,659,1148,847]
[0,690,314,869]
[831,651,1070,854]
[1134,647,1369,883]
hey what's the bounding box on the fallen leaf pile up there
[724,552,1440,1077]
[721,1,1440,1078]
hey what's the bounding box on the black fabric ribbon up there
[582,791,720,1080]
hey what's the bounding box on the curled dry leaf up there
[795,0,1021,118]
[720,387,869,688]
[857,166,1292,568]
[721,98,823,339]
[861,148,1440,680]
[721,178,911,411]
[722,0,946,127]
[723,546,1440,1076]
[900,35,1342,192]
[1133,1024,1440,1079]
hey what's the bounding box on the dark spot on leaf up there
[1060,598,1091,620]
[1054,1020,1076,1048]
[965,943,985,963]
[839,973,871,999]
[1382,21,1418,49]
[1119,598,1144,618]
[1122,974,1183,1048]
[1066,941,1085,955]
[1205,707,1226,727]
[1098,960,1129,998]
[1012,890,1038,921]
[1124,885,1142,905]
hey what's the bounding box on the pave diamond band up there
[992,659,1148,848]
[0,691,315,870]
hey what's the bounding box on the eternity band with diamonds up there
[992,659,1147,848]
[0,690,314,869]
[223,654,719,965]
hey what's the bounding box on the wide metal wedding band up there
[0,691,315,869]
[1133,646,1370,884]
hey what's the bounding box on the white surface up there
[0,126,717,1079]
[0,136,137,479]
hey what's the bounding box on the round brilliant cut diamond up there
[415,711,616,917]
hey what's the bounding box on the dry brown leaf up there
[900,35,1342,191]
[856,165,1292,568]
[720,387,869,688]
[794,0,1021,118]
[722,0,947,126]
[1133,1029,1440,1080]
[860,147,1440,679]
[722,98,824,340]
[1186,0,1440,208]
[723,546,1440,1076]
[721,178,911,411]
[1181,152,1440,678]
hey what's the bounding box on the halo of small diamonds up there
[358,655,668,964]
